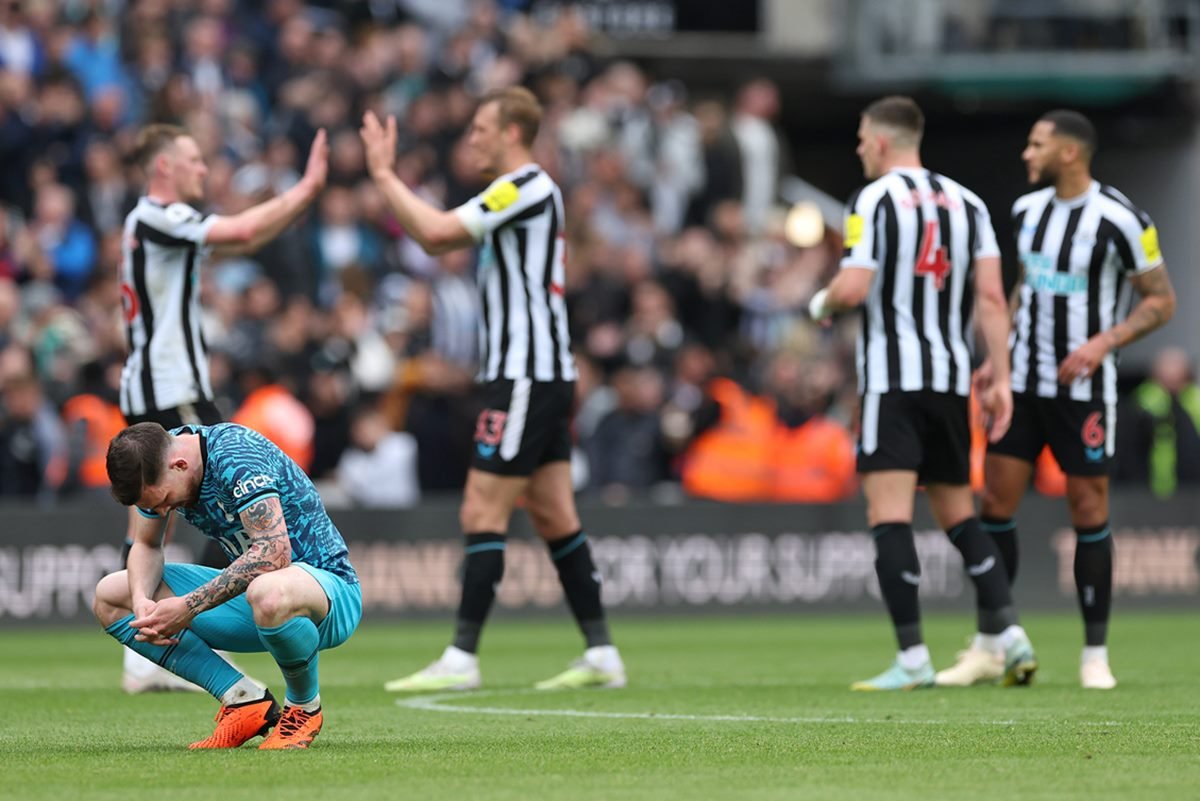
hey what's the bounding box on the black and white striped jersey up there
[118,196,216,417]
[454,164,577,383]
[1010,181,1162,405]
[840,167,999,397]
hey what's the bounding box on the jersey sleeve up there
[970,200,1001,260]
[839,186,880,271]
[453,172,551,243]
[209,429,283,514]
[1111,207,1163,274]
[143,202,217,246]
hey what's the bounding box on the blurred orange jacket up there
[969,392,1065,496]
[682,378,857,503]
[232,385,315,474]
[61,393,127,488]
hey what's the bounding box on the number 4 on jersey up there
[915,220,951,290]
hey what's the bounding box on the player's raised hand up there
[301,128,329,193]
[360,111,398,177]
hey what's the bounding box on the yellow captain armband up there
[482,181,520,212]
[844,214,864,248]
[1140,225,1162,264]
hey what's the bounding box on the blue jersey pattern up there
[169,423,357,584]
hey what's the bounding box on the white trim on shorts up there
[500,377,532,462]
[860,392,881,455]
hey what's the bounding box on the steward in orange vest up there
[682,377,857,503]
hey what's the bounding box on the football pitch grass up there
[2,612,1197,801]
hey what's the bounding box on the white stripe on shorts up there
[861,392,881,456]
[500,378,532,462]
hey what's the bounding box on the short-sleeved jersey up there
[139,423,357,585]
[119,196,217,417]
[453,164,577,383]
[1011,181,1162,404]
[840,168,1000,397]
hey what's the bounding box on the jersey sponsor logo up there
[844,213,864,248]
[1140,225,1161,263]
[1023,253,1088,295]
[1085,446,1105,463]
[482,181,520,212]
[233,474,273,499]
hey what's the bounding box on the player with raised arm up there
[361,87,626,692]
[809,96,1036,691]
[941,110,1176,689]
[93,422,361,749]
[116,123,328,692]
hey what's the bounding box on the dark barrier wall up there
[0,493,1196,625]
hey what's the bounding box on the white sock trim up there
[898,644,931,671]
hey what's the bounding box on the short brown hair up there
[107,422,173,506]
[133,124,186,170]
[863,96,925,142]
[480,86,542,148]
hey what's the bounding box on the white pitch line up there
[397,690,1031,726]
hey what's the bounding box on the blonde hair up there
[134,124,186,170]
[480,86,542,147]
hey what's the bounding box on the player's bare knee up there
[246,576,292,627]
[92,571,129,625]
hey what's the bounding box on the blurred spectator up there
[29,182,96,300]
[61,358,125,494]
[731,78,782,235]
[583,363,668,501]
[0,370,69,503]
[686,99,743,228]
[80,138,134,236]
[679,350,856,503]
[305,353,355,480]
[231,360,315,474]
[1118,346,1200,498]
[311,185,383,299]
[336,403,420,507]
[0,2,40,78]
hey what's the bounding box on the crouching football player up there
[93,422,362,749]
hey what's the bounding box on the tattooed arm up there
[181,497,294,617]
[1058,264,1176,384]
[1106,264,1177,349]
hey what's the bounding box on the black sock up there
[452,532,506,654]
[872,523,923,650]
[1074,522,1113,646]
[981,516,1018,585]
[546,531,611,648]
[947,517,1017,634]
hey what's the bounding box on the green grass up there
[2,612,1198,801]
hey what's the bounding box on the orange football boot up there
[259,705,323,750]
[188,690,281,749]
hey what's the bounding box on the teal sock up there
[258,617,320,705]
[105,614,240,699]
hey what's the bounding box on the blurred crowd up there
[0,0,861,507]
[0,1,1188,508]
